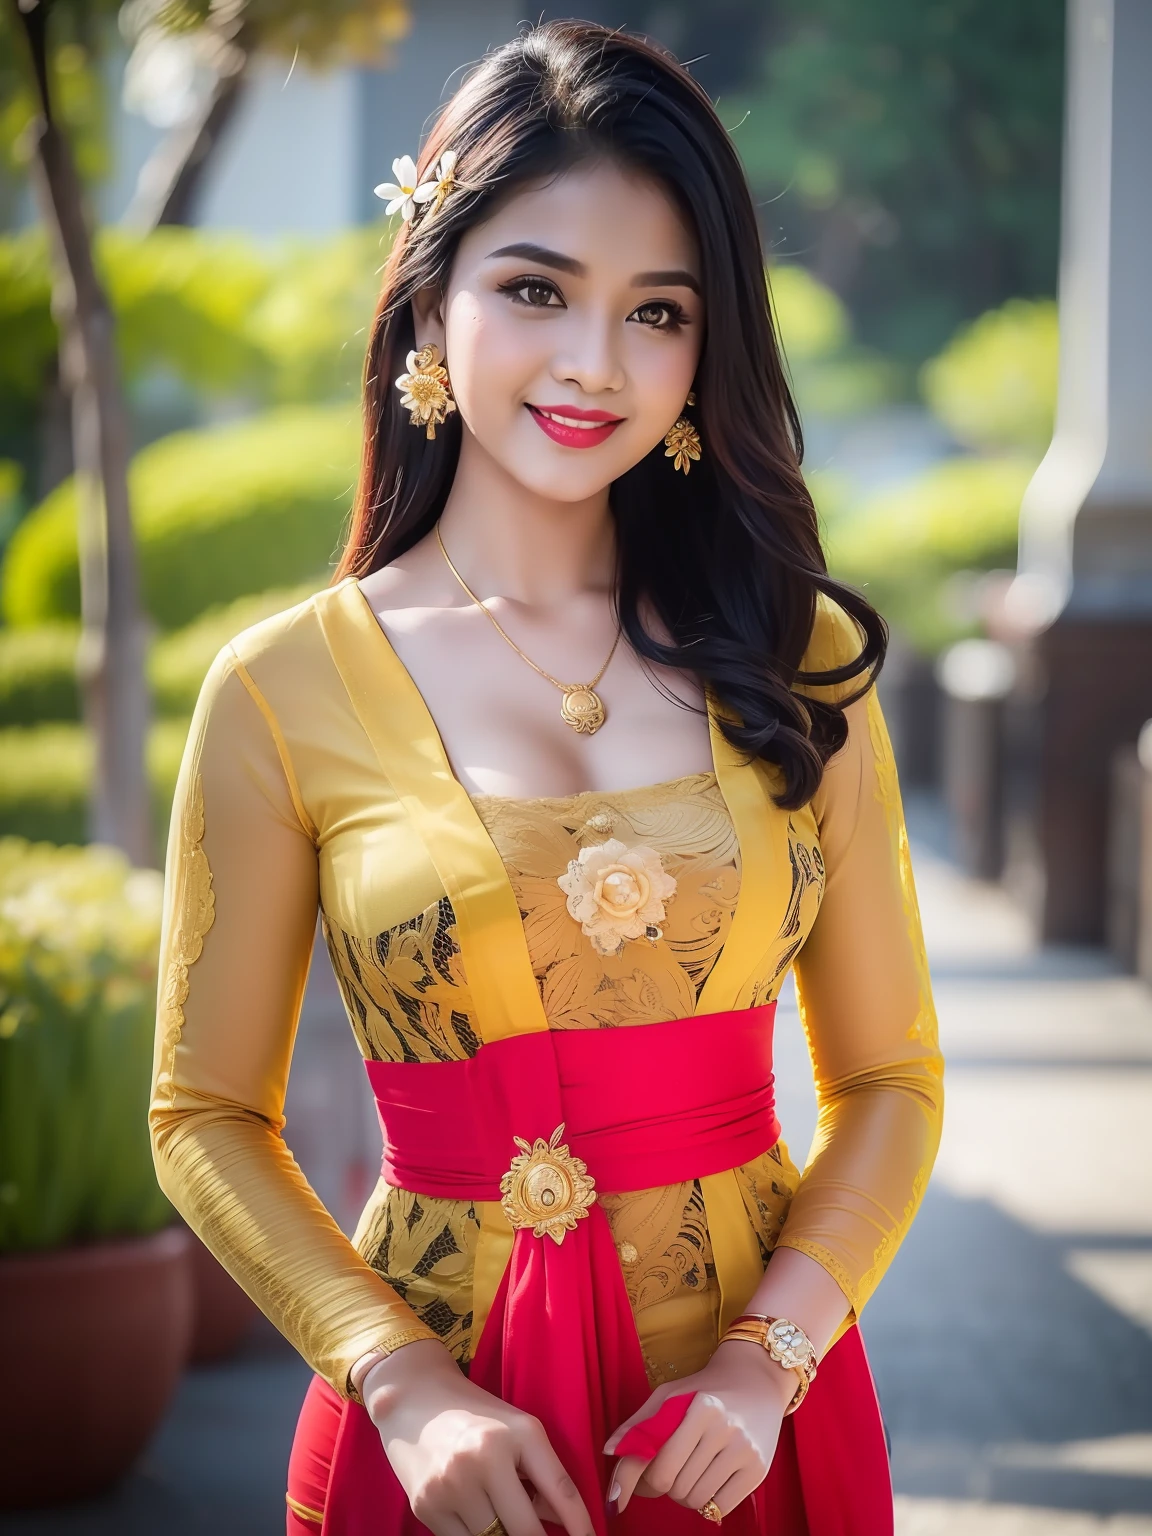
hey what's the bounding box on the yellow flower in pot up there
[0,838,192,1509]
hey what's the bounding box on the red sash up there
[302,1006,892,1535]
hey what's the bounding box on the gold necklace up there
[436,525,621,735]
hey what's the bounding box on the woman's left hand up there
[602,1340,795,1519]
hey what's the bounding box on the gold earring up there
[664,390,701,474]
[395,343,457,439]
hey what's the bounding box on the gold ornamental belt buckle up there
[499,1123,596,1244]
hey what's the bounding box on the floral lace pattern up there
[158,772,215,1099]
[324,897,479,1064]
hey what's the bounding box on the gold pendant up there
[500,1124,596,1244]
[560,686,606,734]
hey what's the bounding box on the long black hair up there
[336,19,886,809]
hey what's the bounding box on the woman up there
[151,20,943,1536]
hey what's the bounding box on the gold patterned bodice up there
[325,771,819,1383]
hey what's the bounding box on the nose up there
[551,308,626,397]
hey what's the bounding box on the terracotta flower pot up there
[187,1229,259,1363]
[0,1225,193,1509]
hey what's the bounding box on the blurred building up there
[1004,0,1152,944]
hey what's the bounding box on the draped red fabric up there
[286,1006,893,1535]
[366,1007,781,1198]
[289,1326,891,1536]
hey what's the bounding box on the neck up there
[437,426,616,606]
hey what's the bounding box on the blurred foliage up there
[0,719,186,848]
[0,458,23,550]
[3,405,357,630]
[249,225,388,402]
[0,237,55,415]
[921,297,1057,455]
[105,226,273,395]
[0,12,113,187]
[771,262,902,417]
[828,454,1033,652]
[148,0,410,62]
[721,0,1063,363]
[149,579,321,714]
[0,835,171,1250]
[0,223,387,446]
[772,262,850,357]
[0,624,80,727]
[0,226,264,425]
[0,725,91,845]
[0,0,410,192]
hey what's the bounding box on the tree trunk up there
[123,57,250,232]
[14,0,152,866]
[35,354,73,499]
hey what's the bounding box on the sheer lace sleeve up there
[149,646,436,1394]
[777,608,944,1313]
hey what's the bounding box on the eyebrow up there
[486,243,701,295]
[486,242,585,275]
[632,268,700,295]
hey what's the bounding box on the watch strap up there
[721,1313,817,1414]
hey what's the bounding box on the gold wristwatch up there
[721,1314,817,1414]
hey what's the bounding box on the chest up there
[314,579,825,1039]
[372,601,714,799]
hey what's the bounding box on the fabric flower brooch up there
[558,839,677,957]
[374,151,456,222]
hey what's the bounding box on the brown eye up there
[499,276,564,308]
[630,300,686,332]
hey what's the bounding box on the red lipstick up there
[526,403,624,449]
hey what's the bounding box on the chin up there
[498,434,646,503]
[529,470,620,502]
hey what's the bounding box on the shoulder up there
[196,580,353,726]
[794,592,871,706]
[225,581,346,672]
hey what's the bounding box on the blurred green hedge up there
[3,405,358,631]
[828,454,1033,653]
[0,624,80,726]
[0,719,189,848]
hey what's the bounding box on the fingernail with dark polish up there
[605,1480,621,1520]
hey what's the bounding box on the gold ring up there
[476,1520,507,1536]
[699,1500,723,1524]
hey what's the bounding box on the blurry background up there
[0,2,1150,1533]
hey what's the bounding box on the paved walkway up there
[879,797,1152,1532]
[4,795,1150,1534]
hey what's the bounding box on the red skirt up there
[285,1323,891,1536]
[287,1007,892,1534]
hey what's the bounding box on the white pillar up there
[1002,0,1152,944]
[1013,0,1152,622]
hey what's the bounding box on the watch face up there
[768,1319,811,1370]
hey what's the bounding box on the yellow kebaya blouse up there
[149,579,944,1398]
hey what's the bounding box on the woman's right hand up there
[362,1339,596,1536]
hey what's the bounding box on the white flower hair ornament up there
[374,150,457,222]
[557,839,677,957]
